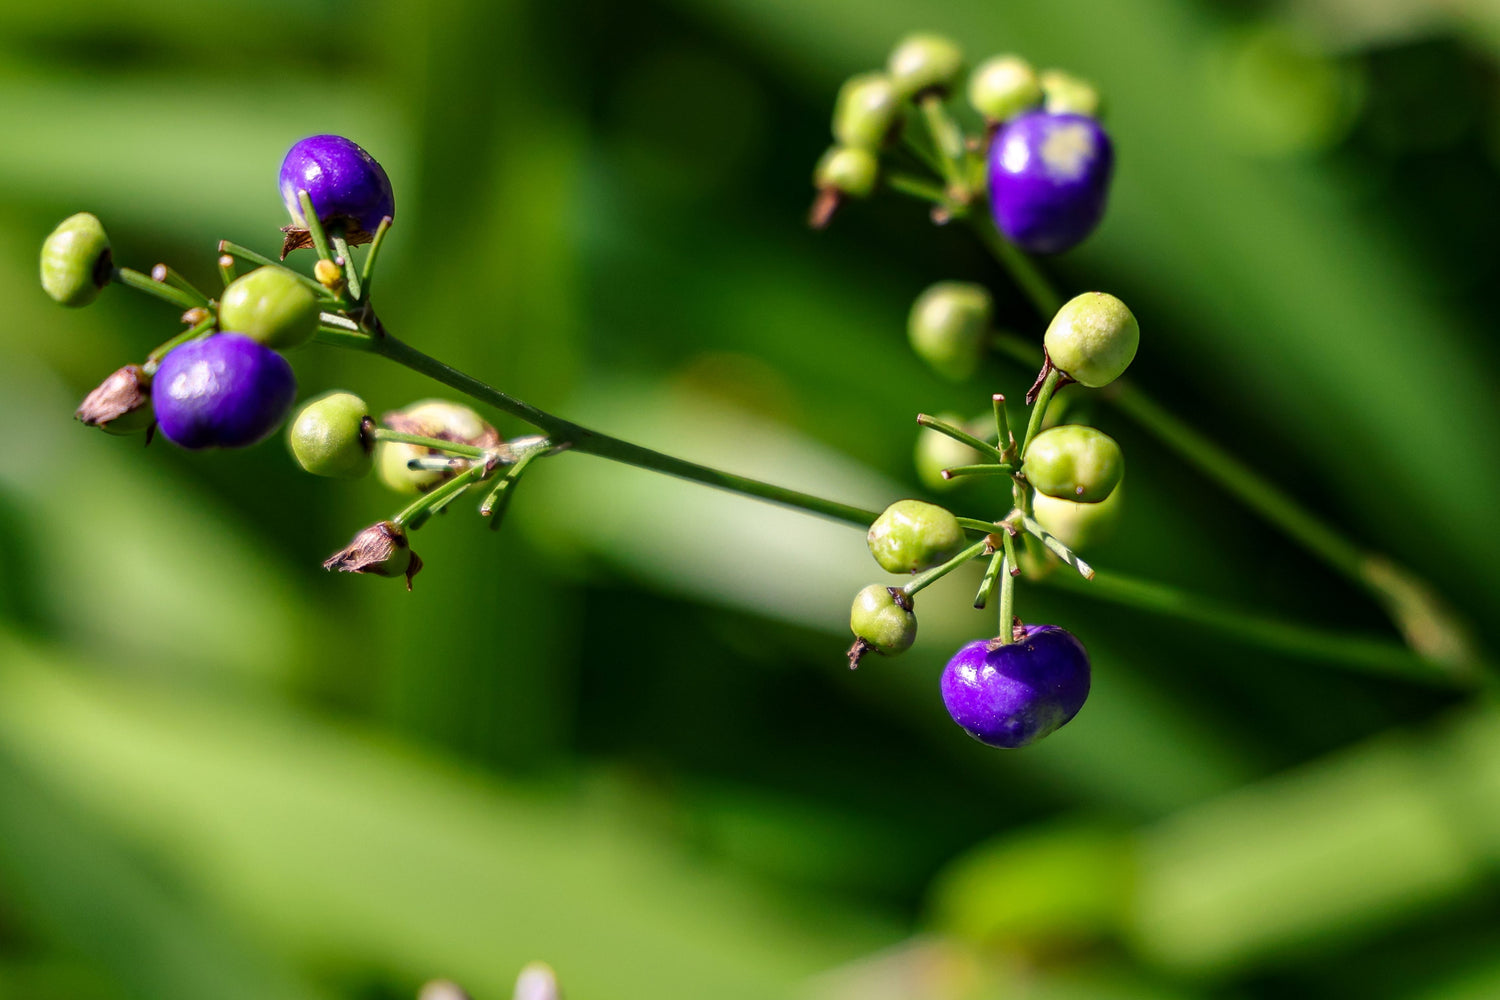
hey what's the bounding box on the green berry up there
[1022,425,1124,503]
[289,391,373,478]
[40,212,111,307]
[833,73,902,149]
[1043,292,1139,388]
[915,413,982,491]
[1040,69,1102,117]
[814,145,879,199]
[850,584,917,656]
[887,33,964,100]
[909,281,991,381]
[968,55,1043,122]
[376,399,500,494]
[1033,481,1124,551]
[218,266,320,350]
[867,499,966,574]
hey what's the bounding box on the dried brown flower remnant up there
[76,364,153,435]
[322,520,423,590]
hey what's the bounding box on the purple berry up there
[987,111,1113,255]
[940,626,1091,748]
[279,134,394,237]
[153,333,296,450]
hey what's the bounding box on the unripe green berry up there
[1040,69,1102,117]
[850,584,917,656]
[887,33,964,100]
[908,281,991,381]
[218,266,320,350]
[40,212,111,307]
[968,55,1043,122]
[867,499,966,574]
[1033,481,1124,551]
[833,73,902,149]
[1043,292,1139,388]
[289,391,373,478]
[915,413,982,491]
[1023,425,1124,503]
[814,146,879,199]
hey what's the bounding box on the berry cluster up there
[820,35,1136,748]
[44,33,1140,754]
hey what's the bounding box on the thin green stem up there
[1020,515,1095,580]
[144,315,217,369]
[314,326,377,351]
[359,216,393,295]
[370,428,487,458]
[917,413,1005,461]
[1040,569,1465,687]
[958,516,1004,535]
[885,171,954,206]
[112,267,200,311]
[993,394,1014,456]
[918,94,968,195]
[298,191,334,263]
[969,214,1063,318]
[217,253,236,287]
[217,240,327,296]
[941,463,1015,480]
[393,462,487,529]
[974,549,1005,609]
[901,538,991,598]
[480,448,543,529]
[1021,368,1062,457]
[329,232,362,302]
[996,553,1016,643]
[149,264,210,307]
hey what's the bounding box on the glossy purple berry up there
[153,333,296,450]
[279,134,394,241]
[988,111,1113,255]
[940,626,1091,748]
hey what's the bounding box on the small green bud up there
[289,391,373,478]
[1040,69,1102,117]
[833,72,903,149]
[376,399,501,494]
[908,281,991,381]
[968,55,1043,122]
[814,145,879,199]
[218,266,320,350]
[868,499,966,574]
[1033,482,1124,551]
[915,413,983,491]
[40,212,111,307]
[887,33,964,100]
[849,584,917,663]
[1023,425,1124,503]
[1043,292,1139,388]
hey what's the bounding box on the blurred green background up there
[2,0,1500,997]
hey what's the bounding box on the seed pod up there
[323,520,422,590]
[908,281,991,381]
[1022,424,1124,503]
[218,266,320,350]
[887,33,964,100]
[941,626,1091,748]
[376,399,501,494]
[968,55,1043,123]
[289,391,373,477]
[833,72,903,149]
[1043,291,1139,388]
[40,212,111,307]
[75,364,153,435]
[849,584,918,662]
[867,499,966,574]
